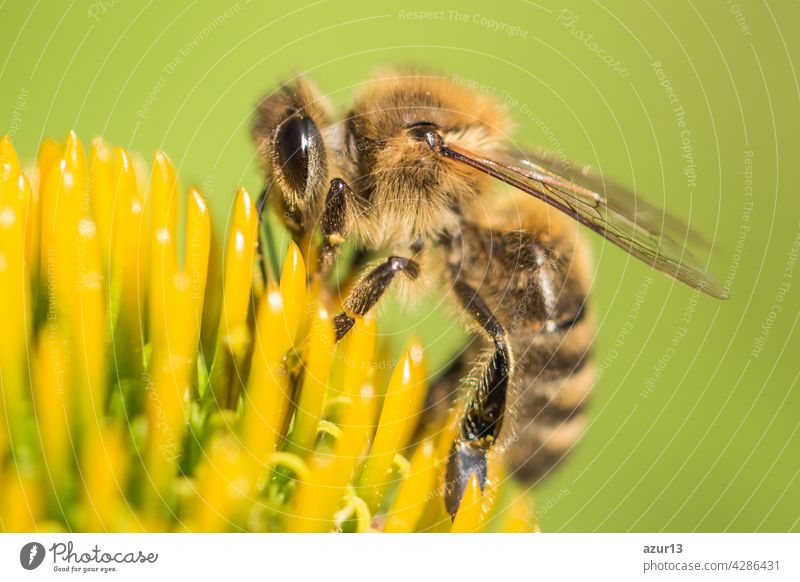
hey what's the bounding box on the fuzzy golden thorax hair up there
[337,70,511,249]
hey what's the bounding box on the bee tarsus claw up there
[444,441,488,520]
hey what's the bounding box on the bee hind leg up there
[445,279,513,520]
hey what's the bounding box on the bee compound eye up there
[275,114,318,195]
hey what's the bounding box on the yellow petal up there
[144,276,194,513]
[0,149,31,459]
[0,134,21,173]
[0,465,43,532]
[207,187,258,409]
[358,336,427,511]
[496,488,538,533]
[89,137,113,269]
[338,315,377,403]
[185,187,211,349]
[28,137,59,272]
[383,438,438,532]
[186,435,249,532]
[477,449,504,532]
[222,187,258,333]
[147,151,179,347]
[240,286,293,473]
[73,214,106,426]
[36,137,61,185]
[41,160,84,317]
[63,130,87,181]
[287,381,377,533]
[279,240,307,345]
[450,473,482,532]
[144,185,196,509]
[110,146,147,377]
[287,302,335,456]
[32,323,72,509]
[287,318,378,532]
[81,424,131,531]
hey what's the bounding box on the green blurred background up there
[1,0,798,532]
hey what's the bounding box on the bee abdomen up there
[501,329,595,483]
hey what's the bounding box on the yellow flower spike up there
[240,285,294,475]
[32,323,72,508]
[28,138,59,267]
[298,231,318,280]
[450,473,483,533]
[110,147,147,376]
[185,187,211,348]
[3,133,535,533]
[383,438,438,532]
[63,130,87,182]
[0,161,31,459]
[476,450,504,532]
[287,302,335,456]
[0,466,43,532]
[74,215,106,427]
[222,187,258,333]
[149,150,178,231]
[147,151,179,348]
[358,337,427,511]
[338,315,377,402]
[81,424,130,531]
[287,381,378,533]
[145,228,194,509]
[186,434,249,532]
[89,137,114,268]
[0,135,21,181]
[287,317,378,532]
[279,240,307,345]
[36,137,61,182]
[412,407,464,532]
[39,161,76,314]
[496,489,538,533]
[207,187,258,409]
[435,403,464,461]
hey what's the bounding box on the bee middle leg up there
[444,278,513,519]
[332,255,421,340]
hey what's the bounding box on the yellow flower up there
[0,132,538,533]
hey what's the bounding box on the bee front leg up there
[333,256,421,341]
[445,279,513,520]
[317,178,350,282]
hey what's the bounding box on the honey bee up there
[251,69,727,519]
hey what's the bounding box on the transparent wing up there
[432,137,727,299]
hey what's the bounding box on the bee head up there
[251,77,330,232]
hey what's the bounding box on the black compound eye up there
[275,114,317,195]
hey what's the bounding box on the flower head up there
[0,132,538,533]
